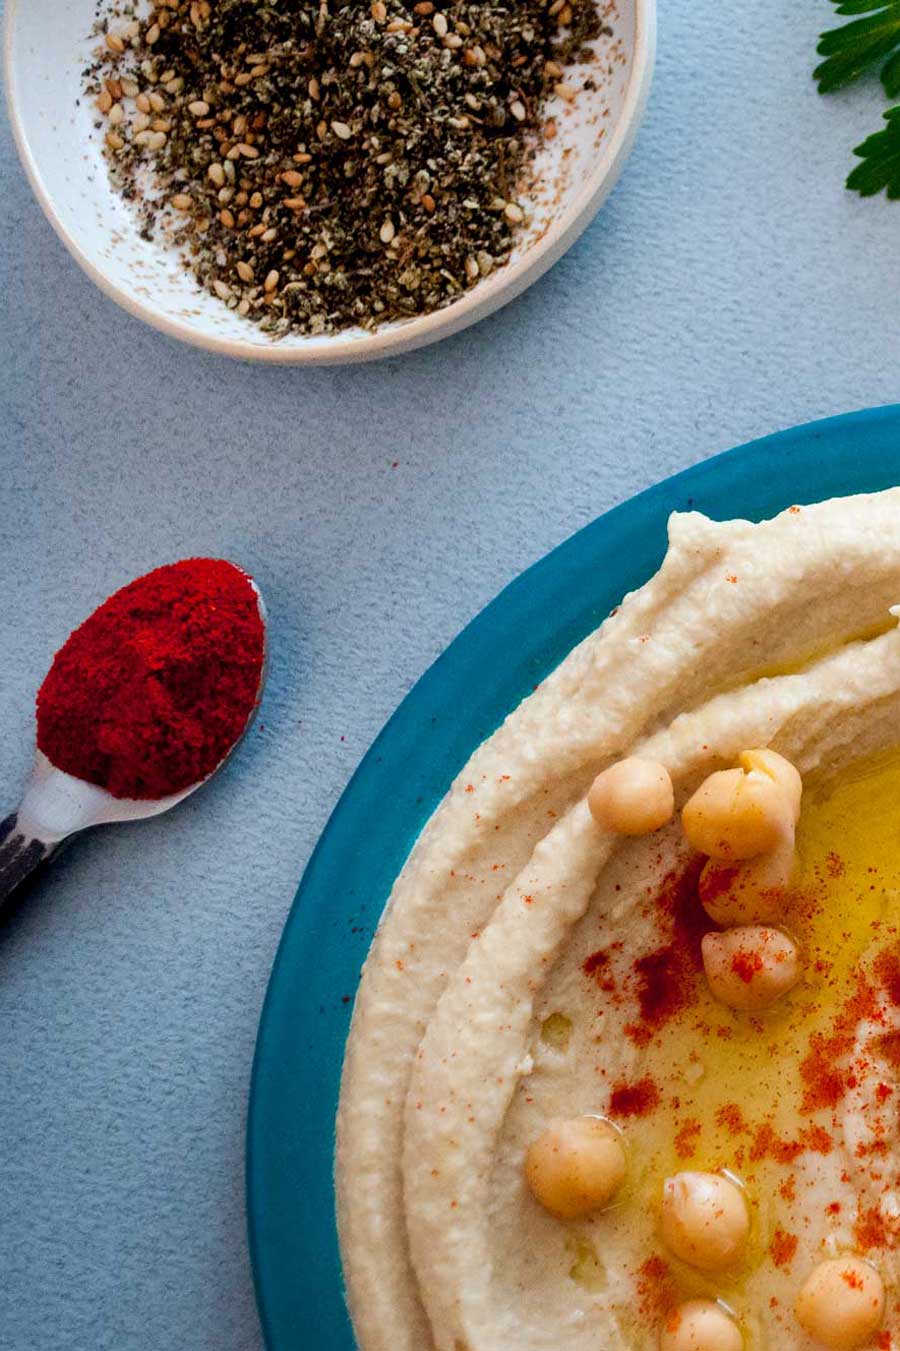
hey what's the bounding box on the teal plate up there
[247,405,900,1350]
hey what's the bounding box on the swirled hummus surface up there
[337,492,900,1350]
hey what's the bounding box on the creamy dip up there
[337,493,900,1351]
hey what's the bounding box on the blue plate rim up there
[246,402,900,1351]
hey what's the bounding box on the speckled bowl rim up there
[3,0,656,365]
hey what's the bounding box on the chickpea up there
[524,1116,626,1220]
[701,927,800,1012]
[795,1256,885,1350]
[659,1300,743,1351]
[682,766,794,861]
[659,1172,749,1271]
[588,758,674,836]
[699,834,794,926]
[738,748,802,824]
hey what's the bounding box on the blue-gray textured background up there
[1,3,899,1348]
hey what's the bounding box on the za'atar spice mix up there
[85,0,607,337]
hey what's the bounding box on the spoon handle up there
[0,812,55,906]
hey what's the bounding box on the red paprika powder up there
[36,559,265,800]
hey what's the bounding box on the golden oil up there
[622,749,900,1311]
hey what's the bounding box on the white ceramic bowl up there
[4,0,655,365]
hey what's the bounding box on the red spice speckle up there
[842,1268,864,1290]
[801,975,881,1113]
[802,1124,834,1155]
[826,851,846,879]
[716,1108,832,1164]
[609,1077,661,1119]
[673,1119,701,1159]
[770,1229,798,1269]
[635,1256,677,1321]
[582,949,617,994]
[779,1175,797,1203]
[716,1103,749,1136]
[855,1205,889,1252]
[753,1122,832,1164]
[731,949,764,983]
[875,948,900,1007]
[697,862,740,906]
[625,857,709,1045]
[874,1029,900,1068]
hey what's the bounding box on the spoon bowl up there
[0,579,267,907]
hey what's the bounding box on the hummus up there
[336,492,900,1350]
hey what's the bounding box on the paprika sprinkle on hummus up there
[608,1077,661,1119]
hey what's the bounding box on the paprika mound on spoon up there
[0,558,267,907]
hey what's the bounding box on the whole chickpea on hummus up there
[337,492,900,1350]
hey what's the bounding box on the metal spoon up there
[0,581,267,908]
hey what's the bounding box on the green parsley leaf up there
[815,1,900,198]
[846,104,900,194]
[815,1,900,95]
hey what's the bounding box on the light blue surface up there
[2,1,900,1347]
[248,408,900,1351]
